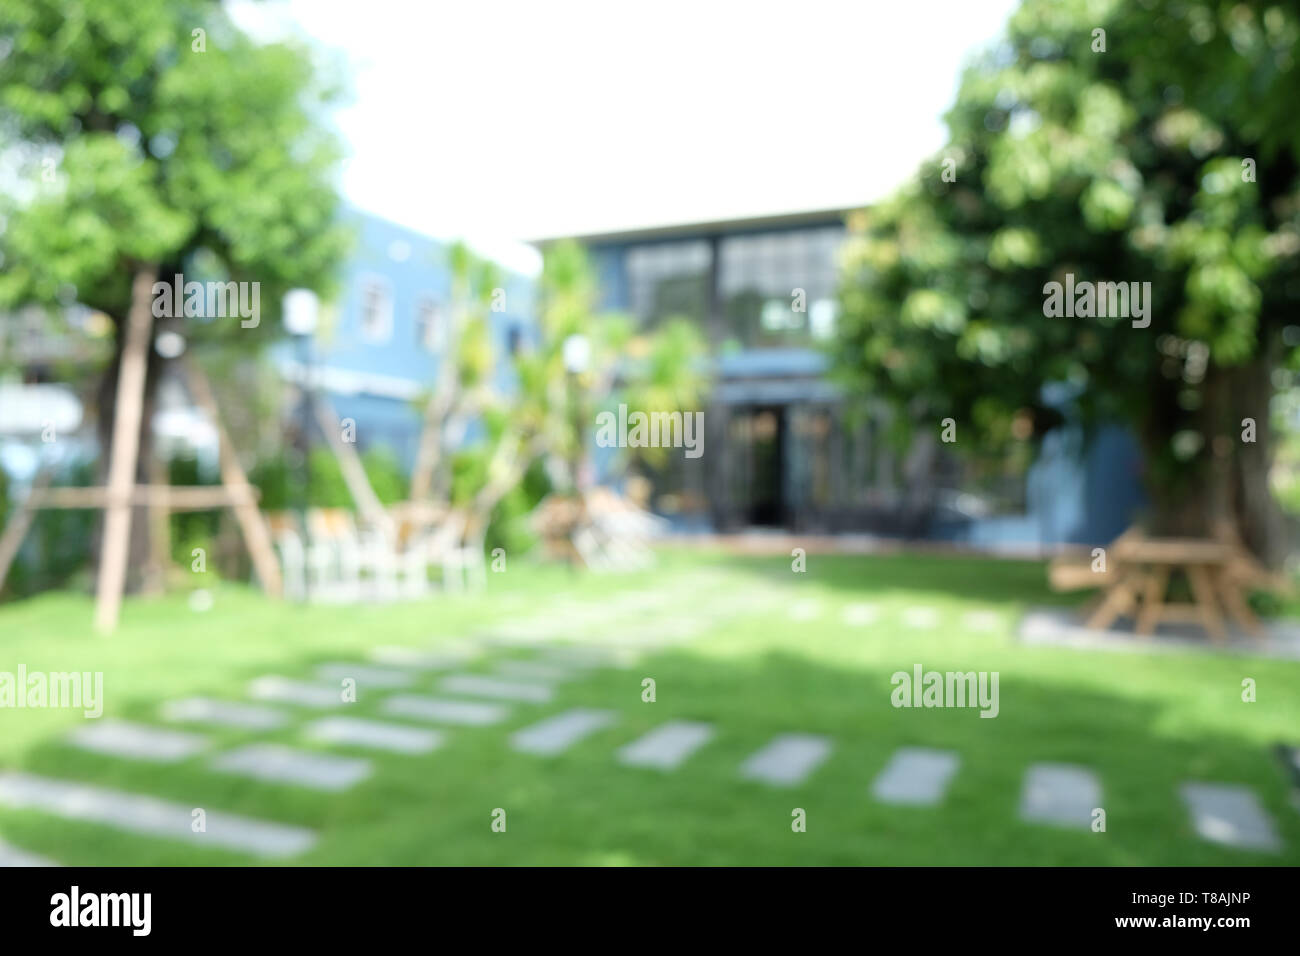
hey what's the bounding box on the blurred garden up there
[1,0,1299,867]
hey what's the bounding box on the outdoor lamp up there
[283,289,319,337]
[562,333,591,375]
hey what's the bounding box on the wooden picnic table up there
[1080,531,1262,642]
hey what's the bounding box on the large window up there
[717,226,843,348]
[625,241,711,328]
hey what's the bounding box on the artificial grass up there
[0,550,1296,865]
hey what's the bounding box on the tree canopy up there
[834,0,1300,561]
[0,0,350,343]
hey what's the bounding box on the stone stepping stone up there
[381,694,510,727]
[368,645,476,669]
[248,676,348,708]
[1019,763,1100,829]
[510,708,618,756]
[161,697,289,731]
[617,720,715,770]
[305,716,443,754]
[842,603,879,626]
[870,747,960,806]
[0,838,59,867]
[902,606,940,629]
[0,772,316,859]
[211,744,372,792]
[536,645,636,668]
[314,662,415,689]
[961,610,1001,631]
[493,660,582,683]
[739,733,833,787]
[1179,782,1282,853]
[68,720,208,763]
[787,600,821,621]
[439,674,554,703]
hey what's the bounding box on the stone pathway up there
[248,676,349,708]
[871,747,959,806]
[1180,782,1282,853]
[0,837,59,867]
[162,697,289,730]
[493,660,584,683]
[739,733,833,787]
[617,720,714,770]
[305,717,443,755]
[211,743,372,792]
[68,720,209,763]
[380,694,510,726]
[315,663,416,688]
[0,772,317,858]
[842,602,879,626]
[1019,763,1100,829]
[368,645,477,669]
[511,708,618,756]
[901,606,940,629]
[0,579,1288,862]
[439,674,554,703]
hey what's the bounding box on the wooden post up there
[312,393,391,532]
[182,356,283,598]
[94,266,157,634]
[144,454,170,594]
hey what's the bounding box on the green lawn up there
[0,550,1297,865]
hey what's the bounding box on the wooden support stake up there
[182,356,283,598]
[312,393,391,532]
[94,267,156,634]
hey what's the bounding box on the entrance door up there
[722,403,780,528]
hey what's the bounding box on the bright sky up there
[229,0,1019,271]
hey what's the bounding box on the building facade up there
[570,209,1143,548]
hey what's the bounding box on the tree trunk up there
[1230,353,1284,567]
[1136,359,1282,567]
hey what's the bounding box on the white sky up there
[229,0,1018,271]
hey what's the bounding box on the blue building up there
[279,209,537,467]
[560,209,1143,548]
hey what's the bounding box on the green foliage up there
[248,446,409,513]
[0,459,97,602]
[834,0,1300,512]
[0,0,350,337]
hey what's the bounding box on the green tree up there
[834,0,1300,563]
[460,240,707,557]
[0,0,349,586]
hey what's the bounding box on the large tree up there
[0,0,349,589]
[835,0,1300,564]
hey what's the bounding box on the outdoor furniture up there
[265,511,307,601]
[1051,527,1283,643]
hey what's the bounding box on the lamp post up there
[284,290,318,599]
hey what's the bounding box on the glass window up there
[717,226,845,348]
[358,277,393,343]
[625,240,711,329]
[415,296,440,351]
